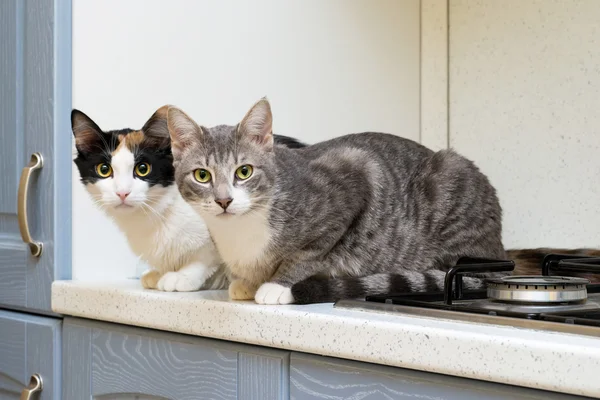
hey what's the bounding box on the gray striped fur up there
[170,99,507,304]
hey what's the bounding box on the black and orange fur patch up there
[71,108,307,187]
[71,109,175,188]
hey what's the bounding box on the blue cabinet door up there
[0,310,61,399]
[290,352,592,400]
[63,318,291,400]
[0,0,72,313]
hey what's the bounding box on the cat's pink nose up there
[215,197,233,210]
[117,191,130,202]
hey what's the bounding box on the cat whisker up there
[89,197,107,208]
[139,204,151,219]
[141,202,168,224]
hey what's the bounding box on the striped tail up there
[291,270,489,305]
[291,248,600,304]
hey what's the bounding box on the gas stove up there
[334,253,600,337]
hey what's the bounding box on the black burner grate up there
[364,254,600,327]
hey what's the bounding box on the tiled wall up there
[449,0,600,248]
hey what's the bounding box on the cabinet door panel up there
[91,328,238,400]
[0,312,26,398]
[0,0,72,313]
[290,352,591,400]
[0,310,61,400]
[63,318,291,400]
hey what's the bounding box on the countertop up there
[52,279,600,398]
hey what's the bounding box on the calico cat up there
[161,98,599,304]
[71,106,306,292]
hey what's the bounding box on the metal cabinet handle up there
[20,374,43,400]
[17,153,43,257]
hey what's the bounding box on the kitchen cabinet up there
[61,317,593,400]
[0,0,71,398]
[62,318,290,400]
[0,0,72,314]
[0,310,61,399]
[289,352,591,400]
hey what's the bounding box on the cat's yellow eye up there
[235,165,253,180]
[96,163,112,178]
[135,162,151,177]
[194,169,212,183]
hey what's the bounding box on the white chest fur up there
[204,209,274,284]
[110,191,217,272]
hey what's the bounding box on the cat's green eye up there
[135,162,151,177]
[96,163,112,178]
[235,165,253,180]
[194,169,212,183]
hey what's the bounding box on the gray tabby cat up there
[165,98,508,305]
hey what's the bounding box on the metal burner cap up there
[486,275,590,304]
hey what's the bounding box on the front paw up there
[255,283,295,305]
[157,271,204,292]
[229,279,257,300]
[140,269,161,289]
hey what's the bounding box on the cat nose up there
[117,191,130,202]
[215,197,233,210]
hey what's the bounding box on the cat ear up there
[71,109,105,153]
[167,106,203,159]
[141,105,171,148]
[238,97,273,150]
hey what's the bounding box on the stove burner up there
[358,254,600,330]
[486,276,590,304]
[469,298,600,314]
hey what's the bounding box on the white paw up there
[255,283,295,305]
[229,279,257,300]
[156,271,204,292]
[140,269,161,289]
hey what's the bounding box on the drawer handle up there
[20,374,43,400]
[18,153,43,257]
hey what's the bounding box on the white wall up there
[449,0,600,249]
[72,0,422,279]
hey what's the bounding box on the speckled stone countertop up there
[52,279,600,398]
